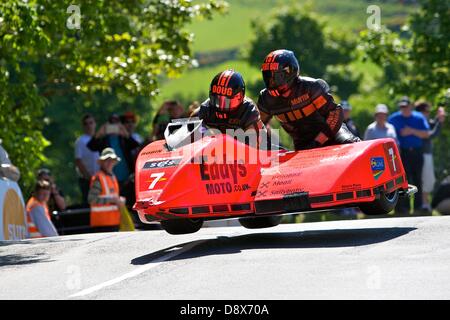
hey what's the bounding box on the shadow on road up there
[0,238,83,268]
[0,253,51,267]
[131,226,416,265]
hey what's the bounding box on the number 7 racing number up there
[148,172,165,190]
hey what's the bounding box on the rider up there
[257,49,360,150]
[191,69,266,146]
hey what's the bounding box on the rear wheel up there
[359,190,399,215]
[160,218,203,235]
[239,216,282,229]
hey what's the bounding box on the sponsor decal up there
[205,183,250,195]
[200,162,248,194]
[383,142,400,175]
[200,162,247,184]
[261,62,279,71]
[1,183,27,240]
[211,85,233,97]
[140,149,164,155]
[291,94,309,105]
[143,158,181,170]
[342,184,362,191]
[370,157,385,180]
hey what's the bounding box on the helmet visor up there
[262,70,288,89]
[211,92,243,112]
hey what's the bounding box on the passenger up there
[257,49,360,150]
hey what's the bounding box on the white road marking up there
[69,240,204,298]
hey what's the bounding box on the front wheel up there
[160,218,203,235]
[239,215,282,229]
[359,190,399,215]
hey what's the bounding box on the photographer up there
[87,114,140,190]
[37,168,66,212]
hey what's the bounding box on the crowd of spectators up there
[349,96,447,215]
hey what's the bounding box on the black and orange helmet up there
[261,49,299,96]
[209,69,245,112]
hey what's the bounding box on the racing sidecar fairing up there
[134,119,416,234]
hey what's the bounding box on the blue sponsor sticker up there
[370,157,385,171]
[370,157,385,180]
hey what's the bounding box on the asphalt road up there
[1,215,450,300]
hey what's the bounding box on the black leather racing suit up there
[191,97,266,149]
[192,97,265,133]
[257,76,360,150]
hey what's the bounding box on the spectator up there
[26,179,58,238]
[341,100,361,138]
[121,111,143,145]
[364,104,398,144]
[120,111,143,213]
[0,140,20,182]
[37,168,66,212]
[187,101,200,117]
[431,174,450,215]
[87,113,140,190]
[121,111,143,158]
[388,96,430,214]
[75,114,100,205]
[415,102,446,213]
[88,148,124,232]
[150,100,185,141]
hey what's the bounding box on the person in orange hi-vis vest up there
[26,180,58,238]
[88,147,125,232]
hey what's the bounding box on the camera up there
[105,123,120,135]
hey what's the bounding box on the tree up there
[247,4,361,100]
[360,0,449,180]
[0,0,226,190]
[359,0,449,100]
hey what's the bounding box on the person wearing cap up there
[87,113,140,190]
[341,101,361,138]
[415,101,446,213]
[37,168,66,212]
[364,104,398,144]
[87,148,125,232]
[388,96,430,214]
[26,179,59,238]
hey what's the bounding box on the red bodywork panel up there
[134,136,408,223]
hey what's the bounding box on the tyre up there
[359,190,399,215]
[238,215,282,229]
[160,218,203,235]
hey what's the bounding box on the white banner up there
[0,178,27,240]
